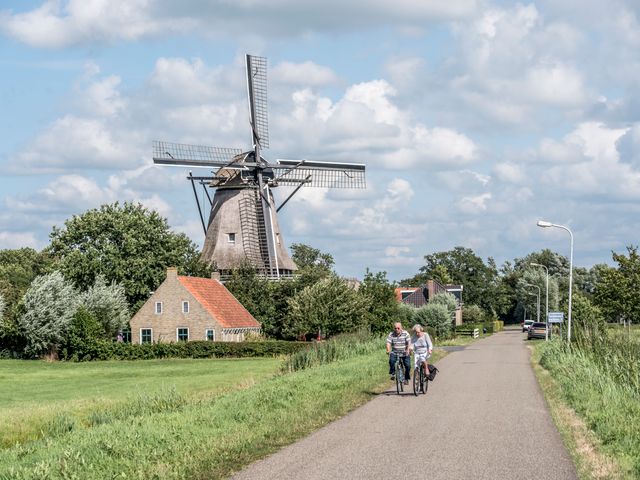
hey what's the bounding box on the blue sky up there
[1,0,640,281]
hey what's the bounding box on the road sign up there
[548,312,564,323]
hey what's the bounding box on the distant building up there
[129,267,261,344]
[395,280,463,326]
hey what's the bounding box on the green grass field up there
[0,334,451,479]
[0,358,281,448]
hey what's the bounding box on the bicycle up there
[413,360,429,396]
[392,354,409,394]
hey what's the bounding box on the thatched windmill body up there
[153,55,366,279]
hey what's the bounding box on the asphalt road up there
[231,328,577,480]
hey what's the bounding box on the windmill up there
[153,54,366,279]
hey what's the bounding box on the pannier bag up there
[427,364,439,381]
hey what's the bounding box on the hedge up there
[455,320,503,335]
[59,340,310,362]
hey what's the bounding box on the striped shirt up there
[386,330,410,353]
[411,333,433,355]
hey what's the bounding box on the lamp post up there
[531,263,549,340]
[537,220,574,344]
[525,285,541,323]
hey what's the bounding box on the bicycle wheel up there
[395,362,402,394]
[421,367,429,395]
[413,368,420,396]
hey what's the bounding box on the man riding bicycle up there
[410,324,433,379]
[386,322,411,384]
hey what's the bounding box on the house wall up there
[129,268,222,344]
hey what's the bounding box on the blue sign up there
[548,312,564,323]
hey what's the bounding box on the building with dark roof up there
[395,280,464,326]
[129,267,261,344]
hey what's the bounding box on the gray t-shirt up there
[386,330,410,353]
[411,333,433,355]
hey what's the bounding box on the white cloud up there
[272,61,339,87]
[493,162,525,184]
[456,192,491,214]
[8,115,138,173]
[0,0,478,48]
[0,231,39,249]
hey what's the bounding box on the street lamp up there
[525,284,541,323]
[531,263,549,341]
[537,220,574,344]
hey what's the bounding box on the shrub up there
[61,307,105,361]
[415,303,452,339]
[284,275,369,339]
[80,275,129,339]
[18,271,78,358]
[462,304,485,324]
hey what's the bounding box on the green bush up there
[59,340,309,361]
[462,304,485,323]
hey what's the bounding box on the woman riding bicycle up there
[410,324,433,379]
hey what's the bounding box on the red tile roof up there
[177,276,261,329]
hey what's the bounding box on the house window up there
[140,328,152,344]
[121,328,131,343]
[182,301,189,313]
[155,302,162,314]
[206,329,215,341]
[227,232,236,244]
[177,328,189,342]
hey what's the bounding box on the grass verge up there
[530,340,638,479]
[0,351,391,479]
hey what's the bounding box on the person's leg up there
[389,351,397,376]
[403,355,411,380]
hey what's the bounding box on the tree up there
[0,291,5,328]
[18,271,78,358]
[571,292,607,349]
[594,246,640,324]
[415,247,496,309]
[429,292,458,315]
[224,261,278,336]
[0,248,56,346]
[414,303,451,339]
[47,202,210,311]
[79,275,129,338]
[358,269,399,334]
[283,275,368,339]
[290,243,334,288]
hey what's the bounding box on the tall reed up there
[281,332,383,373]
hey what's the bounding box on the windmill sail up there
[274,159,366,188]
[246,55,269,149]
[153,141,242,167]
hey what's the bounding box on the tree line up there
[0,202,638,359]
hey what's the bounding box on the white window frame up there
[140,328,153,344]
[205,329,215,341]
[227,232,236,244]
[176,327,189,342]
[155,302,162,314]
[182,300,189,313]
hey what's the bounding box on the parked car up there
[522,320,534,332]
[527,322,547,340]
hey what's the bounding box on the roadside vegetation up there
[531,307,640,478]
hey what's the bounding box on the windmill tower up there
[153,54,366,279]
